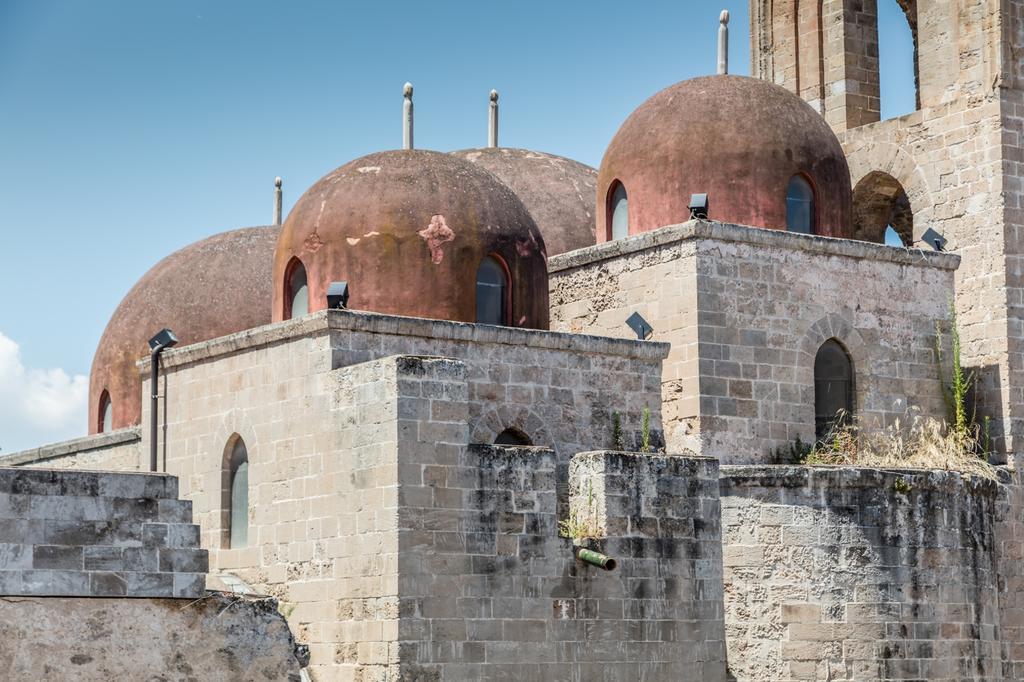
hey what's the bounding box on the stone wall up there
[0,592,306,680]
[0,467,206,598]
[0,427,141,470]
[550,221,957,463]
[720,465,1002,682]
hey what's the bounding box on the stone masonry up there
[550,220,957,464]
[720,465,1004,682]
[0,467,206,598]
[1,427,142,471]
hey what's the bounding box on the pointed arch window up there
[285,258,308,320]
[814,339,854,439]
[476,255,509,326]
[608,181,629,240]
[222,436,249,549]
[786,175,816,234]
[98,390,113,433]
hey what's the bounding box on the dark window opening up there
[786,175,816,234]
[222,436,249,549]
[852,171,913,245]
[476,256,509,326]
[815,339,854,439]
[285,258,308,320]
[98,390,113,433]
[608,182,629,240]
[495,428,532,446]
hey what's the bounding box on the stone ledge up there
[720,464,999,497]
[549,219,961,273]
[149,309,671,372]
[0,427,141,467]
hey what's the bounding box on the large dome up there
[451,147,597,255]
[597,75,853,240]
[273,149,549,328]
[89,226,279,434]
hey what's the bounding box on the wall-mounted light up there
[689,193,709,220]
[148,328,178,472]
[327,281,350,309]
[626,312,654,340]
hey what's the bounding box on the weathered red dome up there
[452,148,597,255]
[273,150,549,328]
[597,75,853,240]
[89,226,279,434]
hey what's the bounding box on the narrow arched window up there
[285,258,308,320]
[222,436,249,549]
[98,390,113,433]
[814,339,854,439]
[495,428,532,446]
[476,256,509,326]
[608,182,629,240]
[786,175,816,234]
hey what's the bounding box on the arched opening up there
[495,427,532,446]
[476,255,510,326]
[607,181,629,241]
[221,435,249,549]
[814,339,854,439]
[852,171,913,245]
[98,390,113,433]
[786,175,816,234]
[878,0,919,118]
[284,258,308,320]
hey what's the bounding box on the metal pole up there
[150,350,160,472]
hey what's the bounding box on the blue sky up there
[0,1,916,450]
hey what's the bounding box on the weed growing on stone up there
[611,411,623,450]
[641,407,651,452]
[559,479,605,540]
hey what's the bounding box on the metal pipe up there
[150,349,160,472]
[574,546,617,571]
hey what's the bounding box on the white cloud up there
[0,331,87,454]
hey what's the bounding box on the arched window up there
[222,436,249,549]
[878,0,919,119]
[476,255,509,326]
[852,171,913,245]
[495,428,532,446]
[608,182,629,240]
[285,258,308,320]
[786,175,816,234]
[814,339,854,439]
[98,390,113,433]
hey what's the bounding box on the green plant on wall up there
[935,299,975,440]
[641,407,651,453]
[611,411,623,451]
[559,478,604,540]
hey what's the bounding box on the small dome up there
[89,226,279,434]
[597,75,853,240]
[452,148,597,255]
[273,150,549,328]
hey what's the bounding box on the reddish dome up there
[451,148,597,255]
[597,75,853,240]
[273,150,548,328]
[89,226,279,434]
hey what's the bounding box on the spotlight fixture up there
[327,281,350,309]
[147,328,178,473]
[626,312,654,340]
[921,228,947,252]
[689,193,709,220]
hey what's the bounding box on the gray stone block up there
[172,572,206,598]
[125,571,173,597]
[21,569,90,596]
[159,548,208,574]
[0,543,31,570]
[90,571,127,597]
[32,545,83,570]
[84,546,123,571]
[0,570,23,595]
[157,499,193,524]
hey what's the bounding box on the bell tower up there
[752,0,1024,460]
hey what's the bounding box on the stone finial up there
[488,89,499,148]
[273,177,283,226]
[718,10,730,75]
[403,82,414,150]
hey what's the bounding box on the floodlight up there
[148,328,179,352]
[689,193,709,220]
[921,228,947,252]
[626,312,654,340]
[327,281,350,309]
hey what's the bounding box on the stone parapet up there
[0,427,141,471]
[0,467,206,598]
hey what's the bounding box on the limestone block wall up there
[720,465,1002,682]
[0,427,142,471]
[550,221,957,463]
[1,593,306,680]
[0,467,206,598]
